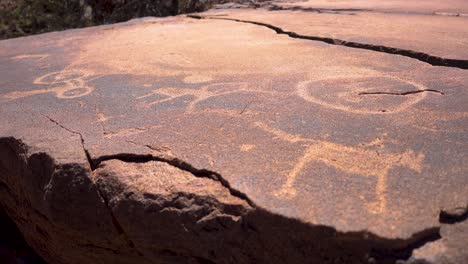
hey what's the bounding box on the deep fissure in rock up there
[188,15,468,70]
[439,206,468,224]
[91,153,256,208]
[359,89,445,96]
[370,227,441,261]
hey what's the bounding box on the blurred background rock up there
[0,0,238,39]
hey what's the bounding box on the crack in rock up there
[42,114,254,208]
[42,114,94,170]
[91,153,256,208]
[359,89,445,96]
[439,205,468,224]
[370,226,441,261]
[188,15,468,70]
[41,116,144,257]
[41,114,256,256]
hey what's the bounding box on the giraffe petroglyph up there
[254,121,425,214]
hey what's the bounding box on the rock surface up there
[0,1,467,263]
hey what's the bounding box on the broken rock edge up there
[1,127,464,262]
[39,118,468,261]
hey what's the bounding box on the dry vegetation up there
[0,0,223,39]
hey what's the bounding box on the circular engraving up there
[297,75,429,114]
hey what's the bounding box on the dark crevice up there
[370,227,441,261]
[193,256,217,264]
[439,205,468,224]
[359,89,445,96]
[188,15,468,70]
[94,184,144,257]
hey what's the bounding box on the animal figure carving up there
[254,121,425,214]
[137,82,282,112]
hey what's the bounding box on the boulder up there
[0,1,467,263]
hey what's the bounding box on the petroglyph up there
[297,75,431,114]
[240,144,256,152]
[95,107,111,136]
[0,64,428,216]
[12,54,50,61]
[137,82,281,113]
[253,121,425,214]
[1,70,97,100]
[253,121,305,143]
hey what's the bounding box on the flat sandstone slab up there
[0,2,467,264]
[204,8,468,60]
[271,0,468,15]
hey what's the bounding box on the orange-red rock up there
[0,1,467,263]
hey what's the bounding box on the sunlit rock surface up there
[0,1,467,263]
